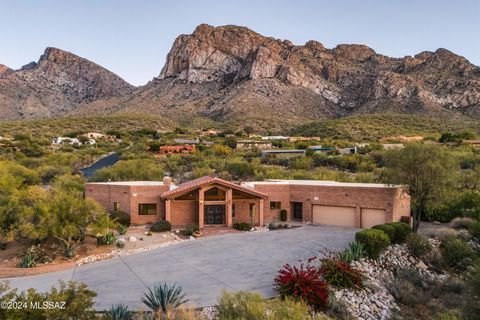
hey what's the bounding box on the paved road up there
[4,225,356,310]
[80,152,120,179]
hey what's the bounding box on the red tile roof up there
[161,176,267,199]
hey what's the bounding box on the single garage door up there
[361,208,386,228]
[312,205,356,227]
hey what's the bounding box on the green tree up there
[383,143,456,231]
[47,190,107,257]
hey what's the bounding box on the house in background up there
[159,145,196,155]
[261,149,306,158]
[464,140,480,148]
[85,176,410,229]
[236,140,273,150]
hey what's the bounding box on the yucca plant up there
[141,282,188,315]
[104,304,133,320]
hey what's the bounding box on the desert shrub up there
[141,282,188,315]
[183,224,199,236]
[386,222,412,243]
[116,224,128,236]
[274,261,329,310]
[339,241,365,263]
[268,222,278,230]
[110,210,130,226]
[319,258,363,289]
[372,224,397,243]
[233,222,251,231]
[216,291,265,320]
[97,232,117,245]
[449,217,474,229]
[469,220,480,239]
[464,261,480,318]
[440,237,476,270]
[429,312,461,320]
[388,268,433,306]
[406,233,432,258]
[0,281,98,320]
[355,229,390,259]
[150,220,172,232]
[425,227,460,241]
[104,303,132,320]
[280,209,288,222]
[269,297,333,320]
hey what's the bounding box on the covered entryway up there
[361,208,386,228]
[312,205,356,227]
[161,176,267,229]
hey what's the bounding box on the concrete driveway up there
[4,225,356,310]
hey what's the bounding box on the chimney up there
[163,176,172,188]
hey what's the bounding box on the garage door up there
[361,208,386,228]
[312,205,356,227]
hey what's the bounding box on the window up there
[232,204,236,217]
[113,202,120,212]
[270,201,281,210]
[139,203,157,215]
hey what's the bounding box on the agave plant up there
[339,241,365,263]
[20,253,37,268]
[141,282,188,315]
[104,304,133,320]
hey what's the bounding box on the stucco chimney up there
[163,176,172,188]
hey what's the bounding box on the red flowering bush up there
[274,257,329,310]
[319,258,364,289]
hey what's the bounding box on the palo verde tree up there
[383,143,456,231]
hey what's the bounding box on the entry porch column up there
[226,188,233,227]
[165,199,171,222]
[199,187,205,229]
[259,199,264,226]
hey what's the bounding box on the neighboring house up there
[261,149,306,158]
[290,136,322,142]
[261,136,290,141]
[159,145,196,155]
[173,138,200,145]
[85,176,410,229]
[236,140,273,150]
[464,140,480,148]
[337,147,357,155]
[85,132,117,141]
[307,145,335,154]
[200,129,219,136]
[52,137,82,146]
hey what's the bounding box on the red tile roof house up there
[84,176,410,229]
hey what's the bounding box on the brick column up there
[199,188,205,229]
[226,188,233,227]
[165,199,171,223]
[259,199,264,226]
[355,206,361,228]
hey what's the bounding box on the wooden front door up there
[205,205,225,225]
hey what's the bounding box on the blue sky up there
[1,0,479,86]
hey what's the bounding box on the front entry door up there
[205,205,225,225]
[293,202,303,220]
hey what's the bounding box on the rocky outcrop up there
[147,24,480,123]
[0,64,12,78]
[0,48,134,120]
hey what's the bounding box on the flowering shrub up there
[319,258,363,289]
[274,257,329,310]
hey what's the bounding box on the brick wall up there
[170,200,199,226]
[252,183,410,227]
[233,199,260,225]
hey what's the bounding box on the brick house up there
[85,176,410,229]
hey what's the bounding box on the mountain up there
[0,48,134,120]
[102,24,480,130]
[2,24,480,130]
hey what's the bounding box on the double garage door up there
[312,205,386,228]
